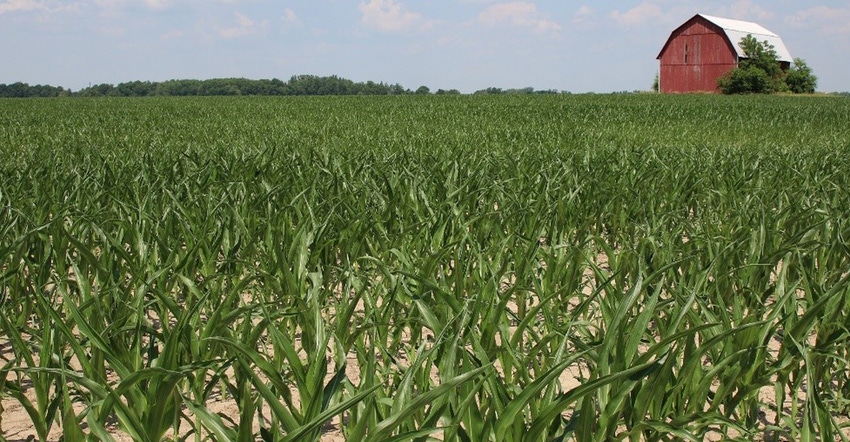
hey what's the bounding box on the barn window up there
[684,43,689,64]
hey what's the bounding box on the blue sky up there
[2,0,849,93]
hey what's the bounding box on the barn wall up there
[659,17,739,93]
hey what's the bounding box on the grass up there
[1,94,850,441]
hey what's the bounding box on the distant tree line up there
[79,76,415,97]
[0,75,418,98]
[473,87,562,95]
[0,76,575,98]
[0,82,71,97]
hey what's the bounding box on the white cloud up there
[143,0,169,10]
[610,1,664,27]
[92,0,121,6]
[358,0,431,33]
[608,1,774,28]
[729,0,772,21]
[0,0,43,14]
[282,8,297,25]
[573,5,593,24]
[786,6,850,36]
[219,11,269,38]
[235,12,252,27]
[0,0,79,15]
[476,2,561,34]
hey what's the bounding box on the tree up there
[115,81,156,96]
[78,83,116,97]
[718,35,785,94]
[785,58,817,94]
[415,85,431,95]
[738,35,783,81]
[717,65,772,94]
[473,87,504,95]
[718,35,779,94]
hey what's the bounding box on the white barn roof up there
[700,14,793,62]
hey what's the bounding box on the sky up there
[1,0,849,93]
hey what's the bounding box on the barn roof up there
[657,14,793,63]
[699,14,793,62]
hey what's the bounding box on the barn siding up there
[658,17,739,93]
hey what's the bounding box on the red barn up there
[657,14,793,93]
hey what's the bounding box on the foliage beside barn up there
[718,35,818,94]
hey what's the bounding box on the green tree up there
[738,35,782,80]
[718,35,785,94]
[115,81,156,96]
[717,66,772,94]
[78,83,116,97]
[785,58,818,94]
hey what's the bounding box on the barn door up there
[683,35,701,66]
[683,35,704,90]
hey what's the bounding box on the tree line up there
[0,75,581,98]
[0,75,460,98]
[0,83,70,97]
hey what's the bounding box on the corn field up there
[1,94,850,441]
